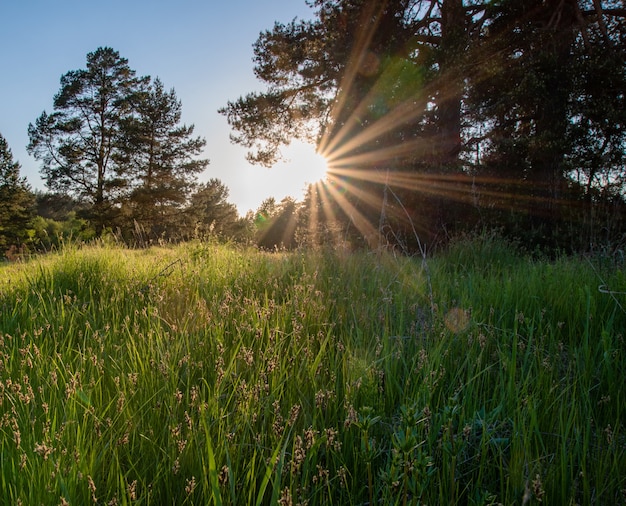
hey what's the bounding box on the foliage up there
[185,178,238,236]
[254,196,300,250]
[117,78,209,237]
[0,239,624,504]
[465,0,626,249]
[27,48,208,238]
[29,213,95,251]
[0,133,35,255]
[188,179,252,242]
[222,0,626,252]
[34,191,88,222]
[27,47,145,234]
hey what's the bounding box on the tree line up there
[0,47,255,255]
[2,1,626,257]
[0,46,331,256]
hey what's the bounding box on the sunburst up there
[302,3,450,250]
[301,4,556,252]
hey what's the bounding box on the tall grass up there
[0,238,624,504]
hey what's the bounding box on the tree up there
[0,133,35,254]
[466,0,626,248]
[35,191,88,222]
[223,0,626,251]
[187,179,240,239]
[254,196,300,249]
[27,47,146,234]
[220,0,489,249]
[117,78,209,237]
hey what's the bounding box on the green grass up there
[0,238,624,505]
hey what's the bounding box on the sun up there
[282,141,330,186]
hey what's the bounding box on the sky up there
[0,0,329,215]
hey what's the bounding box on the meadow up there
[0,237,624,505]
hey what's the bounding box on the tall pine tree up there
[27,47,146,234]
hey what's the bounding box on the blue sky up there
[0,0,327,214]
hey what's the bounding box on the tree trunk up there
[438,0,465,167]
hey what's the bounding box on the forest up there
[1,0,625,257]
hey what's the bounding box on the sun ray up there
[327,137,432,169]
[327,173,384,211]
[309,3,569,251]
[316,183,345,247]
[321,177,379,248]
[317,0,392,157]
[307,181,320,246]
[321,84,432,163]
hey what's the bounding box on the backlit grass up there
[0,238,624,504]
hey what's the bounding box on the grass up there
[0,237,624,505]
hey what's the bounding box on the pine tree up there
[117,77,208,238]
[27,47,146,234]
[188,179,239,239]
[0,133,35,254]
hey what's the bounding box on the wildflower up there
[185,476,197,495]
[604,424,614,444]
[127,373,138,387]
[416,348,428,370]
[218,465,229,486]
[288,404,301,425]
[65,372,80,399]
[315,390,326,408]
[291,436,306,474]
[532,474,545,502]
[324,427,341,451]
[34,442,53,460]
[278,487,293,506]
[273,401,285,437]
[344,404,358,428]
[87,475,97,503]
[127,480,137,501]
[336,466,347,487]
[304,427,317,449]
[239,346,254,366]
[170,423,182,439]
[116,392,126,413]
[266,356,278,373]
[190,386,199,405]
[312,464,329,485]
